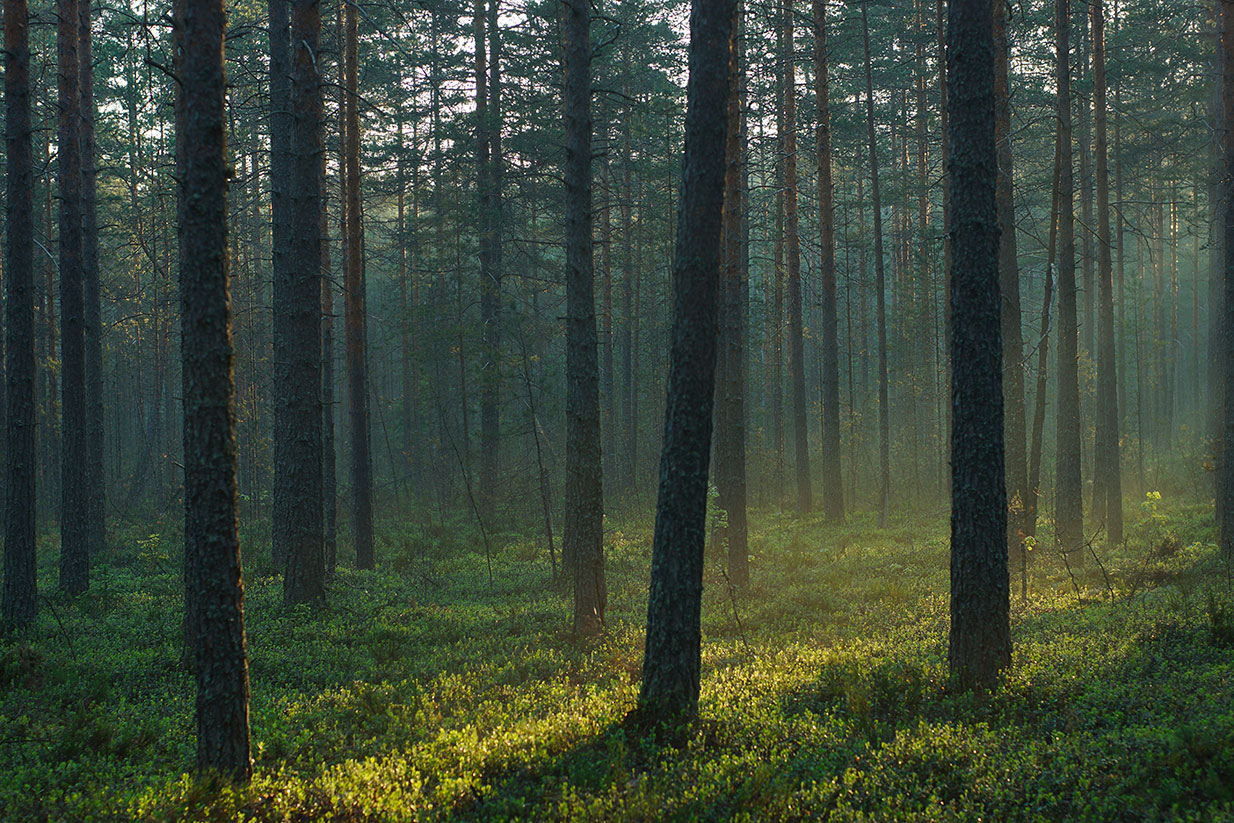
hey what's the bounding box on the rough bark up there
[3,0,37,628]
[179,0,252,778]
[948,0,1011,691]
[1221,0,1234,561]
[562,0,605,633]
[638,0,733,723]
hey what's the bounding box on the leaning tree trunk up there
[814,0,843,522]
[637,0,733,724]
[947,0,1011,692]
[179,0,252,779]
[562,0,605,634]
[58,0,88,595]
[3,0,38,628]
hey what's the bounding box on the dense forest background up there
[1,0,1232,817]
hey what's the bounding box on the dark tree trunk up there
[58,0,88,594]
[562,0,605,634]
[1055,0,1084,557]
[784,0,812,514]
[947,0,1011,691]
[1221,0,1234,562]
[814,0,843,522]
[477,0,501,518]
[1027,147,1060,542]
[80,0,104,559]
[716,0,748,586]
[344,0,374,569]
[1091,0,1122,544]
[861,1,891,527]
[322,154,337,576]
[994,0,1026,550]
[268,0,293,572]
[178,0,252,779]
[638,0,733,722]
[3,0,37,628]
[280,0,325,605]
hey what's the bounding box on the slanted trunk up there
[638,0,733,723]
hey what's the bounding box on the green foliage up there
[2,500,1233,821]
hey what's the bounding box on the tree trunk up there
[344,0,374,569]
[948,0,1011,691]
[477,0,501,518]
[861,1,891,528]
[716,0,748,586]
[995,0,1027,551]
[637,0,732,723]
[268,0,293,572]
[58,0,88,594]
[1055,0,1084,558]
[279,0,326,605]
[783,0,811,514]
[3,0,37,628]
[562,0,604,634]
[1091,0,1122,543]
[1220,0,1234,561]
[814,0,843,522]
[80,0,104,559]
[178,0,252,778]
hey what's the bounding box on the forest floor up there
[2,491,1233,821]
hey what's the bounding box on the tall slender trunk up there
[783,0,811,514]
[3,0,38,627]
[861,1,891,527]
[1055,0,1085,557]
[280,0,325,605]
[344,0,373,569]
[562,0,604,634]
[1091,0,1122,543]
[58,0,87,594]
[80,0,104,558]
[477,0,501,517]
[716,0,748,586]
[1028,147,1060,540]
[1220,0,1234,561]
[814,0,842,521]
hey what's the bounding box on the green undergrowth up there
[2,494,1233,821]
